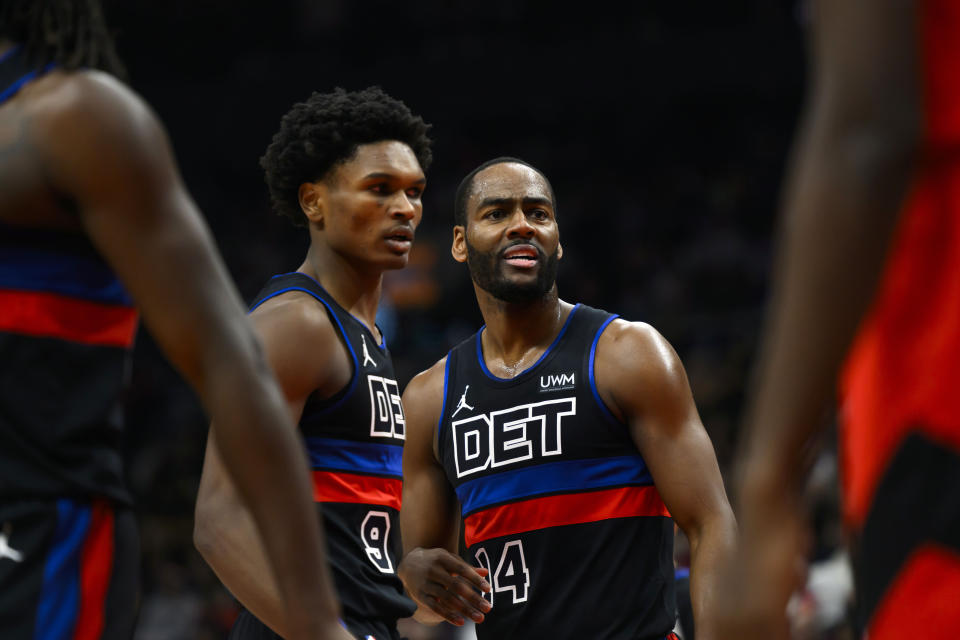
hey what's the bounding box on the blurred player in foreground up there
[712,0,960,638]
[0,1,347,637]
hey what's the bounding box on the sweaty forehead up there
[469,163,552,208]
[333,140,424,182]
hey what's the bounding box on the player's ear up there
[451,225,468,263]
[299,181,326,228]
[558,242,563,260]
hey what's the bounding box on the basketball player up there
[193,87,432,640]
[710,0,960,638]
[398,158,737,639]
[0,2,348,639]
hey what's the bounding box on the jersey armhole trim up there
[247,285,359,416]
[0,61,56,106]
[436,353,452,441]
[589,314,625,426]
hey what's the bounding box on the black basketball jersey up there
[248,272,415,632]
[0,47,136,503]
[437,304,676,639]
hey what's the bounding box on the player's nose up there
[389,191,417,220]
[505,209,535,238]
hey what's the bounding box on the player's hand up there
[398,547,492,626]
[708,494,810,640]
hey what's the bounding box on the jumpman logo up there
[361,334,377,368]
[0,523,23,563]
[451,385,474,418]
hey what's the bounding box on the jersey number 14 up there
[474,540,530,605]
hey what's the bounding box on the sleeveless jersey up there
[838,1,960,634]
[437,304,675,640]
[0,48,137,504]
[249,272,415,630]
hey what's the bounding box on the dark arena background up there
[97,2,845,638]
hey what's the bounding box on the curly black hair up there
[0,0,126,78]
[260,86,433,226]
[453,156,557,228]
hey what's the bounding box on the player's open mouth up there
[502,244,539,268]
[384,227,414,251]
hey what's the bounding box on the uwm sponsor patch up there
[539,371,575,392]
[452,397,576,478]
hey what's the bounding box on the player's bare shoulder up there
[594,318,688,418]
[251,289,340,355]
[21,69,178,207]
[598,319,679,369]
[402,356,448,439]
[24,69,161,148]
[0,68,164,227]
[250,289,352,396]
[403,356,448,405]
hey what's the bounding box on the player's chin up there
[499,270,541,289]
[381,252,411,270]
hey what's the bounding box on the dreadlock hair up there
[260,86,433,227]
[0,0,126,78]
[453,156,557,228]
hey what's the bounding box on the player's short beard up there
[466,239,560,304]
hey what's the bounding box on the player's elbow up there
[193,511,218,563]
[193,499,220,562]
[679,499,737,555]
[193,484,231,564]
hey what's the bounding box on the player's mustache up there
[498,239,547,260]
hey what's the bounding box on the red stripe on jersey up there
[74,501,114,640]
[311,470,402,510]
[866,544,960,639]
[0,289,137,348]
[464,485,669,547]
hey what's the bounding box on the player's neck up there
[476,286,572,369]
[298,246,383,334]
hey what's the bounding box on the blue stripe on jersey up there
[305,437,403,478]
[0,246,133,305]
[0,61,56,105]
[455,454,653,516]
[476,303,582,381]
[589,313,622,426]
[437,354,452,439]
[35,499,90,639]
[249,285,360,416]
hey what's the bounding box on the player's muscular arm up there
[596,321,737,640]
[736,0,920,513]
[711,3,921,638]
[399,362,491,627]
[195,297,349,637]
[33,73,348,640]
